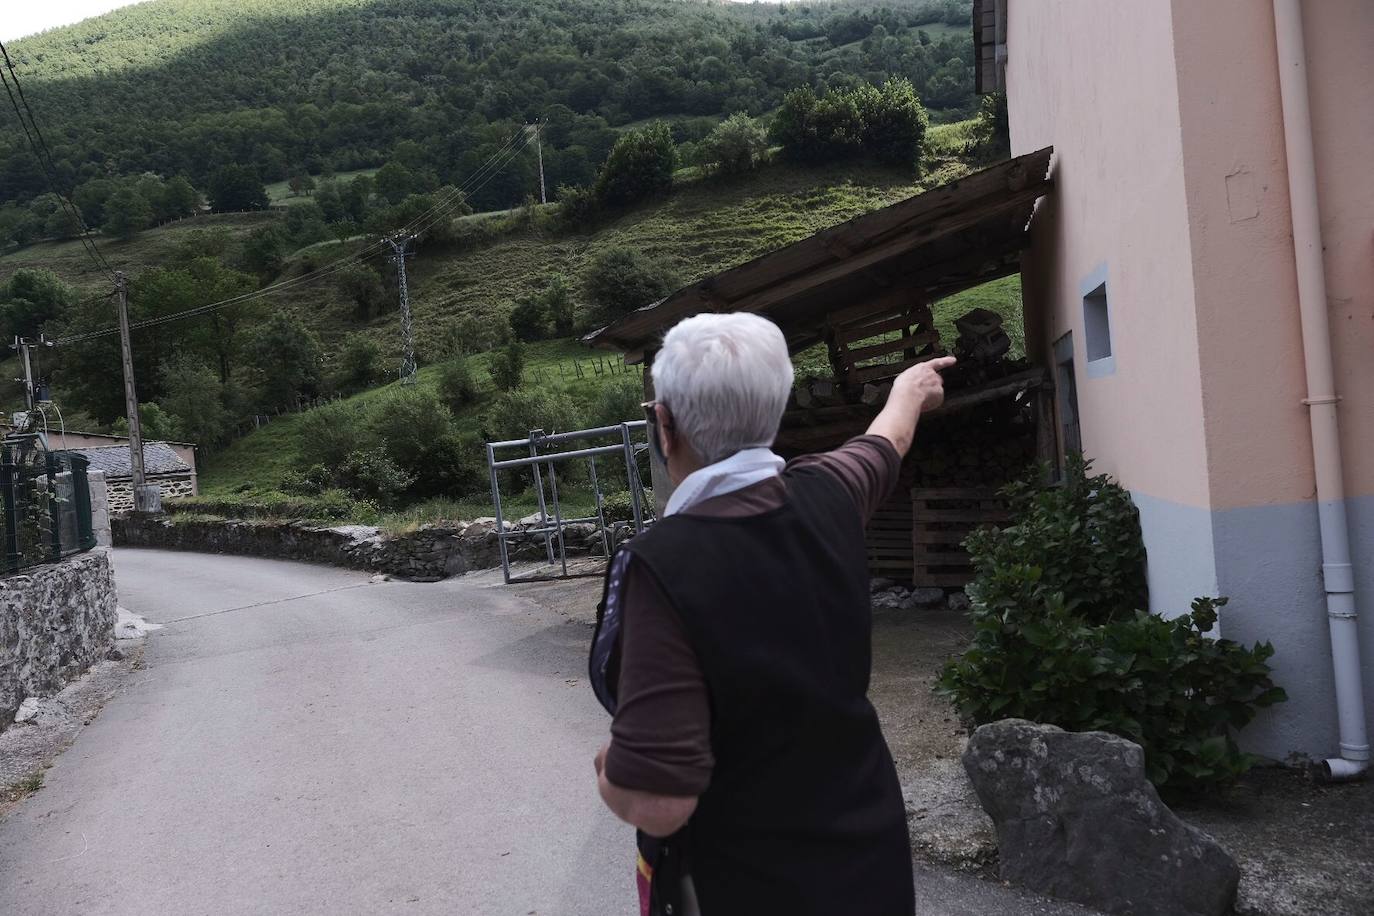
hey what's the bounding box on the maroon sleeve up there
[787,434,902,524]
[604,556,714,796]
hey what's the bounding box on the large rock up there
[962,719,1239,916]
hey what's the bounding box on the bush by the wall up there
[965,456,1148,626]
[938,459,1286,793]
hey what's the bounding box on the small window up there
[1081,265,1114,377]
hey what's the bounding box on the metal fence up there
[1,434,97,574]
[486,421,655,584]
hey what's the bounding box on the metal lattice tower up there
[385,235,418,385]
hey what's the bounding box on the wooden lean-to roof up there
[583,146,1054,361]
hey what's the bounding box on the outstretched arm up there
[865,356,956,460]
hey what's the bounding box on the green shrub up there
[279,463,332,496]
[489,339,525,392]
[335,448,414,506]
[367,388,483,498]
[486,387,583,442]
[583,246,680,322]
[770,79,927,169]
[333,333,384,394]
[938,459,1286,793]
[557,183,601,229]
[594,375,645,427]
[509,297,548,342]
[594,122,677,208]
[939,590,1286,792]
[298,400,369,469]
[966,456,1148,626]
[436,357,479,412]
[698,112,769,176]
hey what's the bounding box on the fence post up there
[70,454,95,551]
[44,451,61,562]
[1,446,19,573]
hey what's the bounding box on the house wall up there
[1167,0,1374,761]
[1005,0,1220,615]
[1007,0,1374,761]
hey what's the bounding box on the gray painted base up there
[1131,490,1374,763]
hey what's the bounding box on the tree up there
[113,403,177,442]
[583,247,680,321]
[489,338,525,391]
[543,276,576,336]
[594,123,677,208]
[241,225,290,277]
[287,174,317,196]
[509,297,548,342]
[243,310,324,408]
[0,268,76,338]
[102,187,154,239]
[208,164,269,212]
[436,357,479,412]
[336,263,387,319]
[162,175,203,219]
[333,333,383,393]
[698,112,769,175]
[374,161,417,205]
[159,355,233,449]
[855,79,928,168]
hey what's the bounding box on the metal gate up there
[485,421,654,584]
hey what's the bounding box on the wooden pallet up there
[825,298,944,389]
[866,489,915,579]
[910,488,1010,587]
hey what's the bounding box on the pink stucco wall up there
[1172,0,1374,509]
[1007,0,1213,509]
[1012,0,1374,511]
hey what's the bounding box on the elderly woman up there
[589,312,954,916]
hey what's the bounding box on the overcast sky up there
[2,1,149,42]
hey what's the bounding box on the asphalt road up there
[0,549,1096,916]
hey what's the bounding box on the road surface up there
[0,549,1096,915]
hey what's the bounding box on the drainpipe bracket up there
[1302,395,1342,406]
[1323,562,1356,596]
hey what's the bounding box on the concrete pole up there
[114,273,160,513]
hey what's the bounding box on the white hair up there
[652,312,795,465]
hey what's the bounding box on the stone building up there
[71,442,197,513]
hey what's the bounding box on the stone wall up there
[112,515,608,581]
[0,549,117,729]
[107,473,194,515]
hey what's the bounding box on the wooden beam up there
[842,330,941,365]
[725,186,1049,318]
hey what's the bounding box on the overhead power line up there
[0,39,116,280]
[54,126,537,345]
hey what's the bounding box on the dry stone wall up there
[107,474,195,514]
[0,549,117,730]
[113,515,608,581]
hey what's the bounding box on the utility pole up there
[114,272,159,513]
[384,235,418,385]
[12,336,34,411]
[532,122,546,205]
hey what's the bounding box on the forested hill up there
[2,0,976,210]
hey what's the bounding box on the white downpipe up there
[1271,0,1369,780]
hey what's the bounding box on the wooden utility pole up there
[532,122,547,205]
[12,336,34,411]
[114,272,158,512]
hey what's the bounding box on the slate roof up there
[71,442,191,479]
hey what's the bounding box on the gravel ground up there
[0,640,145,819]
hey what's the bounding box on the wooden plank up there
[824,287,922,328]
[849,353,943,385]
[917,509,1011,523]
[913,487,1003,500]
[843,331,941,365]
[834,313,919,343]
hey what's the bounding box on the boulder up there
[947,591,972,612]
[901,587,946,610]
[869,577,896,593]
[962,719,1239,916]
[13,697,41,724]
